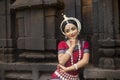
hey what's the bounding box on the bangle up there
[74,64,78,70]
[66,51,72,56]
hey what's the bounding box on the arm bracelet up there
[74,64,78,70]
[66,50,72,56]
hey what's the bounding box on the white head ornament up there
[60,14,81,35]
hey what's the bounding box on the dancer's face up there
[64,23,79,39]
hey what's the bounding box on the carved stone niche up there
[11,0,63,51]
[98,38,116,69]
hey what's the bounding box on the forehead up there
[64,23,77,29]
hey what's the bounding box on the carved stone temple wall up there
[0,0,63,80]
[84,0,120,80]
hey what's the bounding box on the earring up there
[65,36,67,39]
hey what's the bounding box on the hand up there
[69,38,77,48]
[58,64,69,72]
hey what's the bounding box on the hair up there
[61,20,78,32]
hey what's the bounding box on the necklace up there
[67,40,81,65]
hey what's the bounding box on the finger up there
[58,64,65,69]
[58,64,64,69]
[60,69,64,72]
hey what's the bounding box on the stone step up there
[0,62,57,71]
[20,52,57,59]
[5,71,52,80]
[84,65,120,80]
[0,62,57,80]
[5,71,32,80]
[19,52,57,62]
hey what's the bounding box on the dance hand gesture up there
[58,64,69,72]
[69,38,77,48]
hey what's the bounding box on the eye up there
[64,29,70,33]
[71,27,77,31]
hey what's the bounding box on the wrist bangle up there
[66,51,72,56]
[74,64,78,70]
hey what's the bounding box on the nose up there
[70,31,74,36]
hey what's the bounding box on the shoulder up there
[58,40,67,49]
[59,40,66,44]
[80,39,90,49]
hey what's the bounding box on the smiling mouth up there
[70,34,76,37]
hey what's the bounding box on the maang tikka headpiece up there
[60,14,81,35]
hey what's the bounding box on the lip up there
[70,34,76,37]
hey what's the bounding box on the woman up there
[50,14,90,80]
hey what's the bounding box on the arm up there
[61,53,89,72]
[58,45,75,65]
[58,39,77,65]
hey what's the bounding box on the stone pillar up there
[0,0,15,62]
[98,39,115,69]
[93,0,116,69]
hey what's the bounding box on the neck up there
[68,38,78,42]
